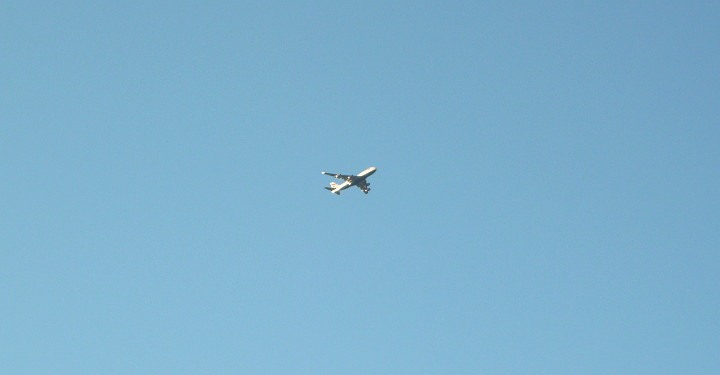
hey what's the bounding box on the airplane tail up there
[325,182,341,194]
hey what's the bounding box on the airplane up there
[321,167,377,195]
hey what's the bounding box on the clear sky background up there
[2,1,719,374]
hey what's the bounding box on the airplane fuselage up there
[347,167,376,183]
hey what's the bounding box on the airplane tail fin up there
[325,182,341,195]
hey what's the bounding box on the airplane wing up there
[321,172,351,180]
[356,180,370,194]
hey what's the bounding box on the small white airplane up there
[321,167,377,195]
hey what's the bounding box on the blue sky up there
[2,1,719,373]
